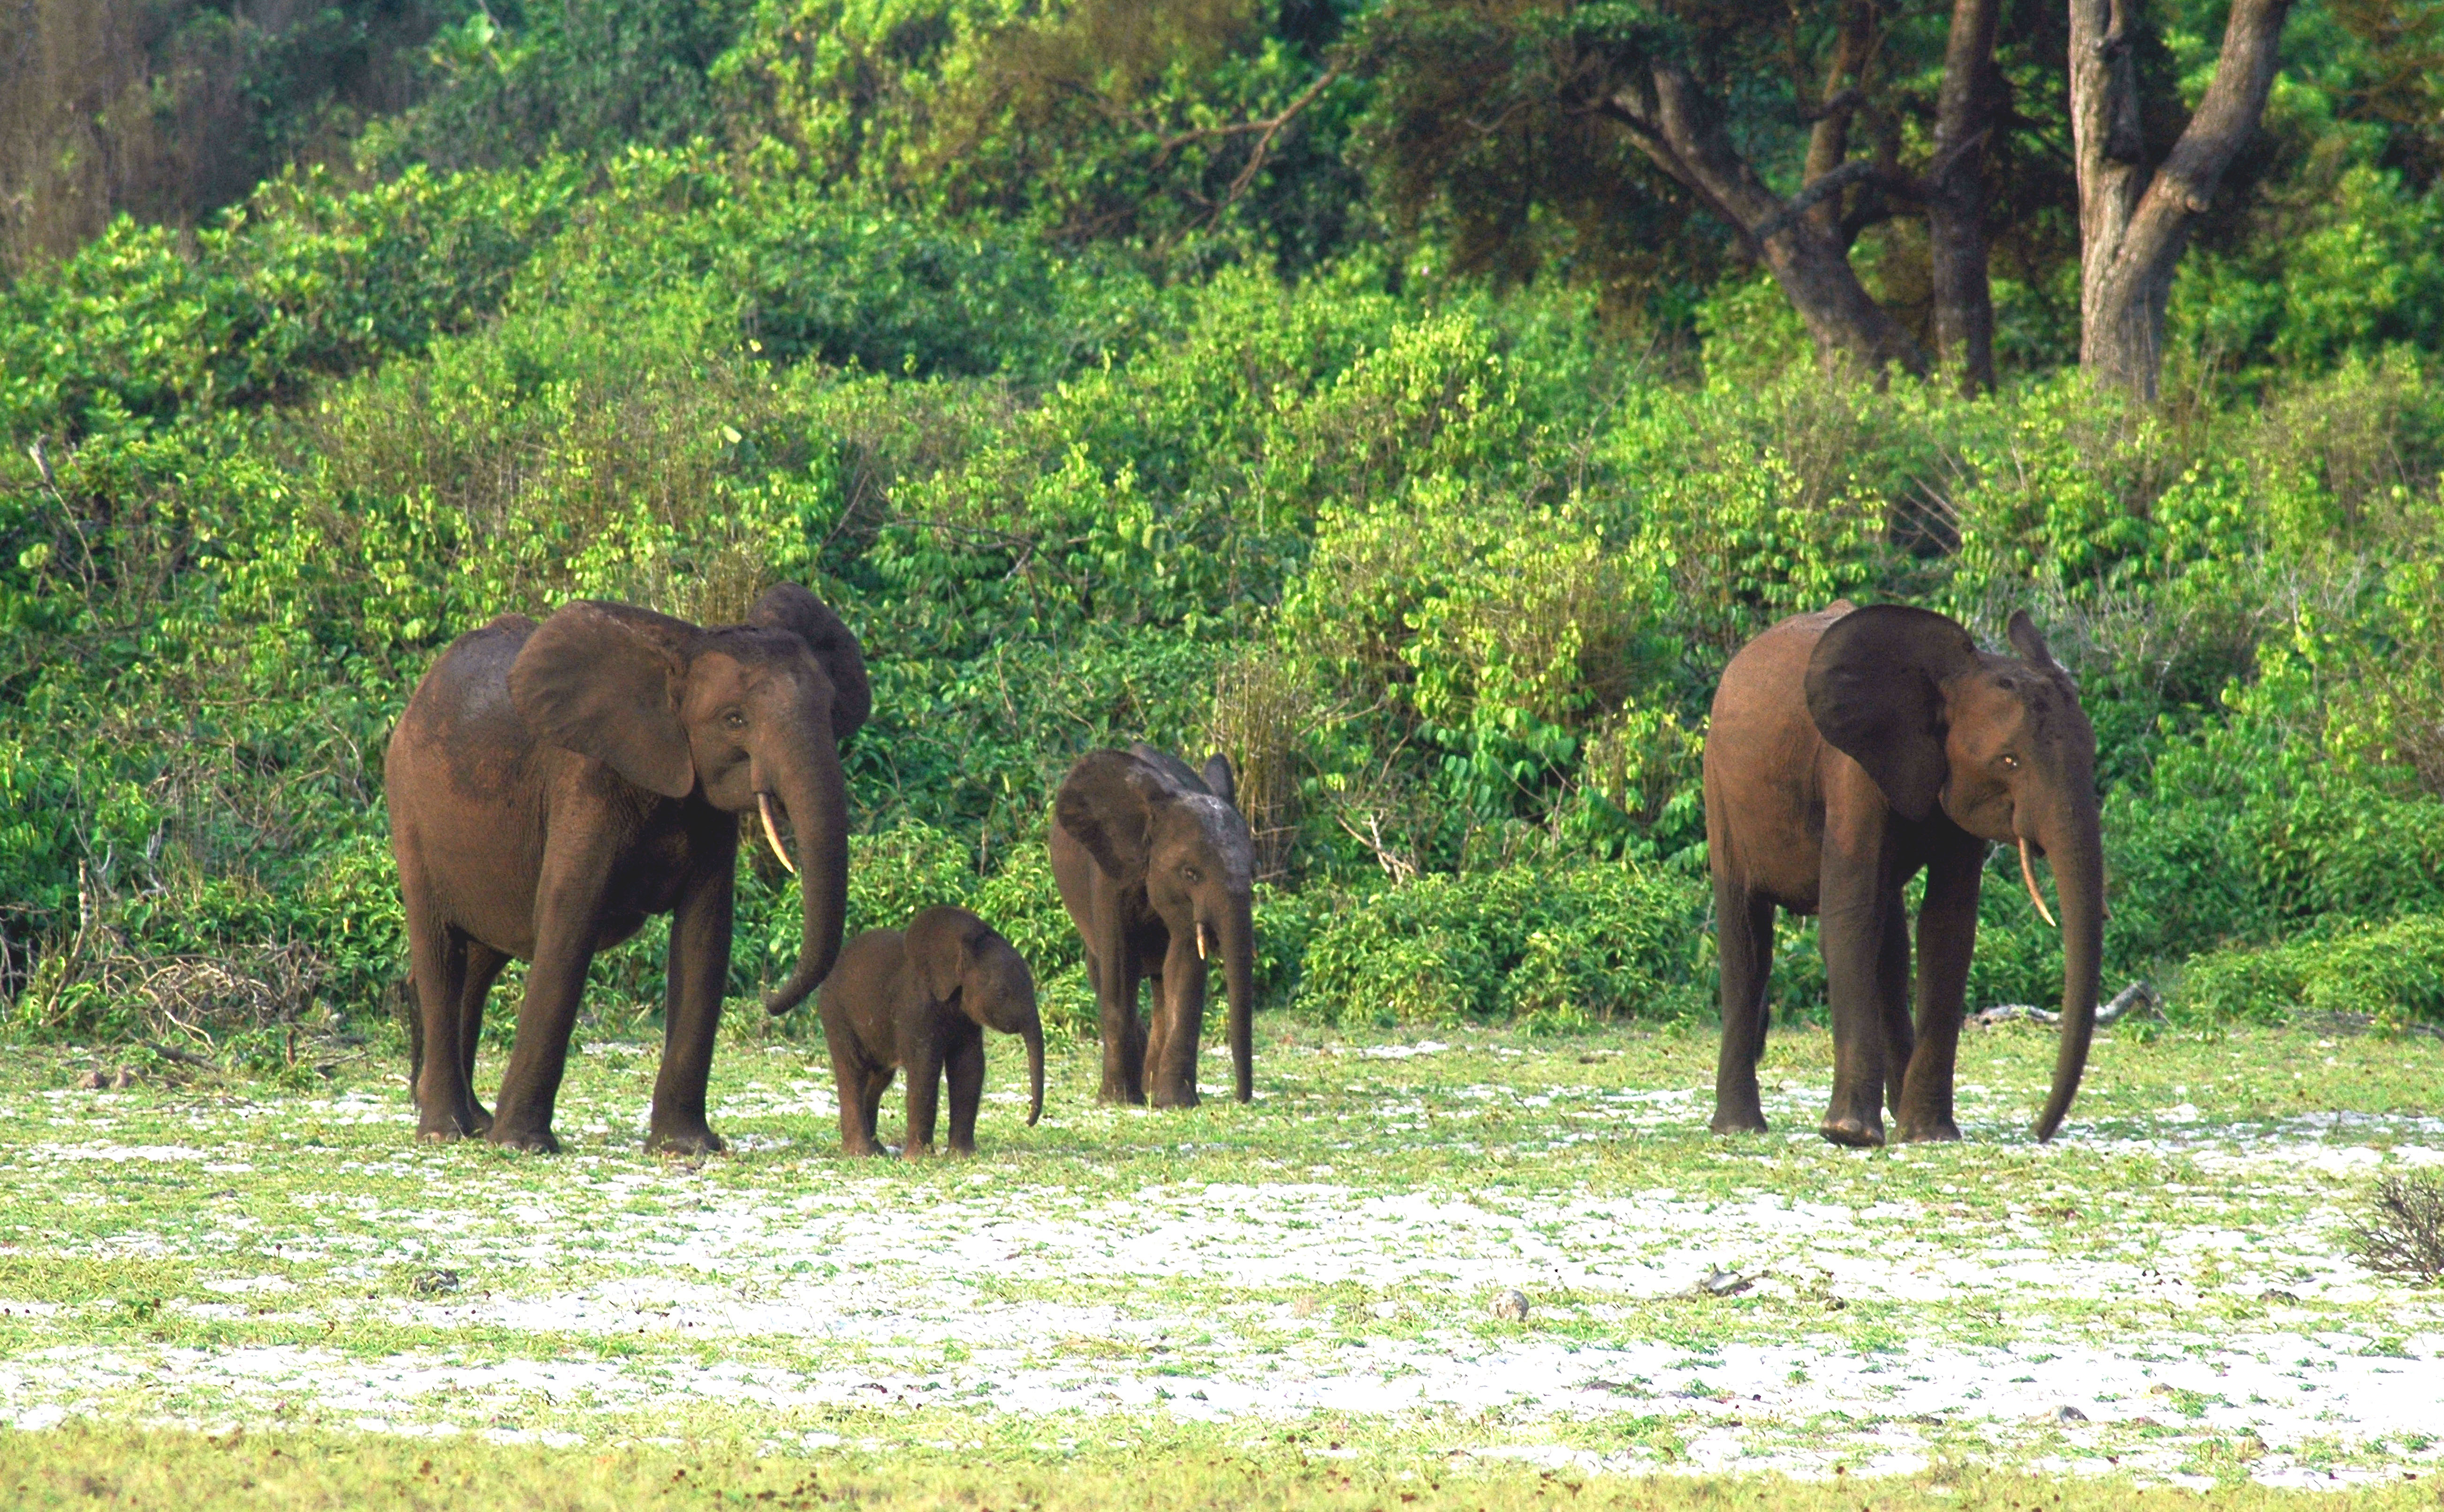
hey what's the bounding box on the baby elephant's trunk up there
[1022,1022,1044,1127]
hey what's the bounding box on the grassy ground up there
[1,1014,2439,1507]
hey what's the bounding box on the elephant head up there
[1055,745,1258,1103]
[906,905,1043,1125]
[1805,604,2102,1141]
[507,583,867,1015]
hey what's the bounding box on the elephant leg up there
[1876,882,1915,1124]
[861,1066,895,1155]
[488,851,611,1154]
[829,1049,874,1155]
[944,1028,985,1155]
[1816,824,1900,1148]
[1709,880,1775,1135]
[1090,940,1147,1107]
[647,857,735,1156]
[1898,837,1983,1142]
[1149,938,1206,1109]
[405,897,474,1141]
[902,1043,943,1159]
[456,941,510,1136]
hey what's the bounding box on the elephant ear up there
[1200,752,1237,807]
[1804,604,1980,822]
[1056,749,1162,884]
[904,907,978,1006]
[509,602,695,799]
[2006,609,2072,682]
[747,583,870,744]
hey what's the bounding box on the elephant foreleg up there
[943,1029,984,1155]
[648,853,736,1156]
[1709,881,1775,1135]
[489,853,612,1154]
[1092,932,1147,1106]
[1898,836,1983,1142]
[902,1043,943,1159]
[1876,887,1914,1124]
[1149,938,1207,1109]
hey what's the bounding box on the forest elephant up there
[1704,601,2102,1147]
[1051,744,1256,1108]
[385,584,868,1154]
[817,905,1044,1157]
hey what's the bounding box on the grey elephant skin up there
[385,584,867,1154]
[817,905,1044,1157]
[1704,601,2103,1147]
[1050,744,1256,1107]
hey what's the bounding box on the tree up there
[2071,0,2295,398]
[1354,0,2031,388]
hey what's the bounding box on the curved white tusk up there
[759,792,797,877]
[1196,921,1211,961]
[2019,836,2057,929]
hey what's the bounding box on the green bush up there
[2178,914,2444,1028]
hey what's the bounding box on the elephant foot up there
[1148,1084,1200,1110]
[486,1123,562,1155]
[1897,1117,1962,1143]
[417,1124,464,1144]
[645,1125,728,1158]
[1709,1112,1770,1136]
[467,1102,494,1137]
[1096,1084,1147,1107]
[1818,1115,1886,1149]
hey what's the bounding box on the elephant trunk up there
[1022,1020,1044,1127]
[761,739,850,1016]
[2031,800,2105,1142]
[1220,895,1255,1104]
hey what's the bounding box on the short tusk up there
[1196,920,1211,961]
[759,792,797,877]
[2019,836,2057,929]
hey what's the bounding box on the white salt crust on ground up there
[0,1050,2439,1489]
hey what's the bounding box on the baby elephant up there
[817,906,1044,1157]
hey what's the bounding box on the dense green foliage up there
[7,2,2444,1051]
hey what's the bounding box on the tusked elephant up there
[817,905,1044,1157]
[1705,601,2102,1147]
[385,584,867,1154]
[1050,744,1256,1108]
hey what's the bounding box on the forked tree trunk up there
[1928,0,2002,393]
[2071,0,2294,399]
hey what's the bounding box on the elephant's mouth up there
[757,791,797,875]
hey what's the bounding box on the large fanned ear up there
[748,583,870,744]
[509,602,695,798]
[1804,604,1980,822]
[904,907,977,1006]
[1200,752,1237,807]
[1055,749,1160,884]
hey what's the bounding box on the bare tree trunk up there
[1604,61,1926,380]
[2071,0,2293,399]
[1928,0,2001,393]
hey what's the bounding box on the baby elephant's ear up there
[509,602,694,798]
[904,907,975,1004]
[1056,749,1160,884]
[1200,752,1237,806]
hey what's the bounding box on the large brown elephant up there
[1705,601,2102,1147]
[1051,745,1256,1108]
[385,584,866,1154]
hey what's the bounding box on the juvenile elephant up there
[1705,602,2102,1147]
[1051,744,1255,1108]
[817,905,1044,1157]
[385,584,866,1154]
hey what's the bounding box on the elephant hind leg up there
[457,941,510,1136]
[1709,881,1775,1135]
[402,864,478,1142]
[1876,895,1914,1124]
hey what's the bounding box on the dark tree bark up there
[1601,61,1928,380]
[2071,0,2294,398]
[1928,0,2003,393]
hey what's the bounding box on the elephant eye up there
[1182,866,1202,883]
[1999,753,2020,770]
[723,710,747,731]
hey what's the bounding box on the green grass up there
[1,1016,2440,1505]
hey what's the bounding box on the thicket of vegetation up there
[6,0,2444,1060]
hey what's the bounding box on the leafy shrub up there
[2178,914,2444,1028]
[1294,863,1708,1029]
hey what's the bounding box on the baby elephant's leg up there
[830,1049,882,1157]
[901,1044,942,1159]
[944,1032,985,1156]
